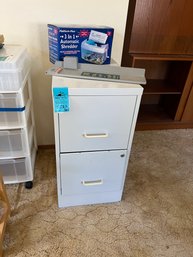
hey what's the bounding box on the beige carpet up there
[3,129,193,257]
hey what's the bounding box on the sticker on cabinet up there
[53,87,69,112]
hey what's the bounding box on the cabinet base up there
[58,190,123,208]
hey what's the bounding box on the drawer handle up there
[81,179,103,186]
[82,133,108,138]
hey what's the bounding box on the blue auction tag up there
[53,87,69,112]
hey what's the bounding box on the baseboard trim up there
[38,145,55,149]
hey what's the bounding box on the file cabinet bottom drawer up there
[59,150,128,207]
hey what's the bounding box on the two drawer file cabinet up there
[52,73,144,207]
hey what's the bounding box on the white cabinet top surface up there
[52,76,143,96]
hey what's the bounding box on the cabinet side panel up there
[181,86,193,122]
[129,0,193,54]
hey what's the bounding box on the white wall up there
[0,0,129,145]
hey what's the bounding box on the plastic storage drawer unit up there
[0,45,37,188]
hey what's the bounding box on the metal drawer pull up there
[81,179,103,186]
[82,133,108,138]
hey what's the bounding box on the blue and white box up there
[47,24,114,65]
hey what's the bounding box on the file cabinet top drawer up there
[59,95,137,152]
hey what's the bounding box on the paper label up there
[81,71,120,80]
[53,87,69,112]
[89,30,108,44]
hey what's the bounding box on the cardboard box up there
[0,34,4,44]
[48,24,114,65]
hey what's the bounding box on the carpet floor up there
[3,129,193,257]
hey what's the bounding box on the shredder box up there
[47,24,114,65]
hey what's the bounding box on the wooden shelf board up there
[143,79,182,94]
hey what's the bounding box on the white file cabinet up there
[52,75,143,207]
[0,45,37,188]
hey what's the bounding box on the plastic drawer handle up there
[82,133,108,138]
[81,179,103,186]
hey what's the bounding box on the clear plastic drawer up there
[0,129,27,158]
[0,99,30,128]
[0,45,30,91]
[0,157,32,184]
[0,110,33,158]
[0,80,29,109]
